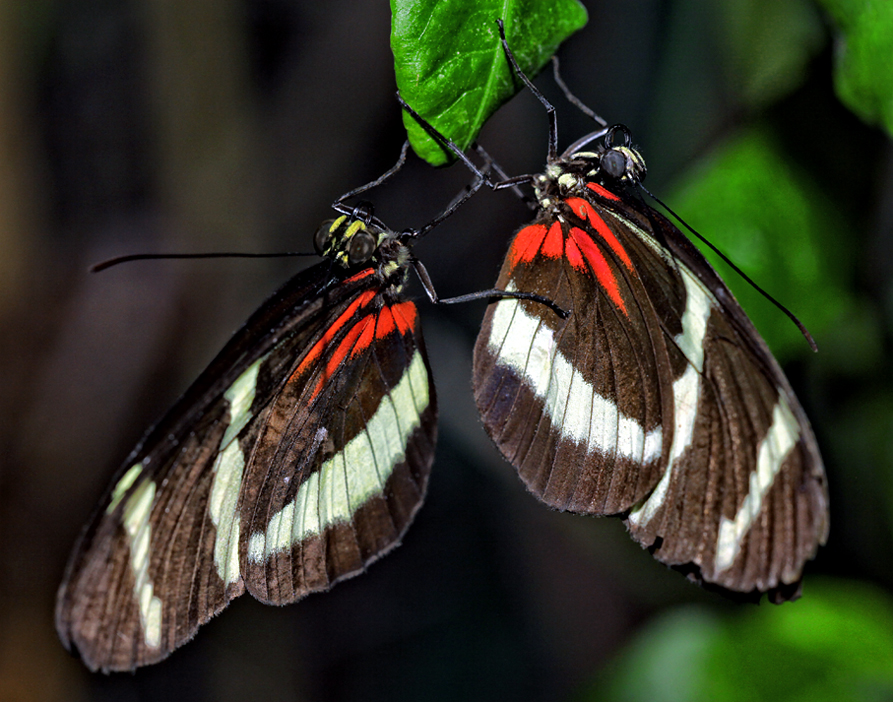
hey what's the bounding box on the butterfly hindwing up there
[614,201,828,597]
[55,263,339,671]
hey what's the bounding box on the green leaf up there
[585,579,893,702]
[816,0,893,138]
[668,126,855,361]
[390,0,587,165]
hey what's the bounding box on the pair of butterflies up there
[56,40,828,673]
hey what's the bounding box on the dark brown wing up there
[474,183,827,599]
[56,264,436,671]
[473,202,679,515]
[237,294,435,604]
[610,199,828,599]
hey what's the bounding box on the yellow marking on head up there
[330,215,347,232]
[345,219,367,239]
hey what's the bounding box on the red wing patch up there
[564,236,585,271]
[306,300,420,404]
[343,268,376,284]
[374,305,397,338]
[569,226,628,315]
[586,182,621,201]
[389,301,417,336]
[565,197,633,270]
[291,287,377,384]
[541,221,564,259]
[507,224,548,267]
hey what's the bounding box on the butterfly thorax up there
[532,126,647,219]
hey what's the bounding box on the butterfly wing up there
[56,264,436,671]
[473,206,677,515]
[237,288,435,605]
[473,183,827,598]
[612,198,828,599]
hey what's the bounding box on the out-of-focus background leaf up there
[391,0,587,164]
[716,0,825,110]
[1,1,891,701]
[668,126,853,361]
[586,580,893,702]
[817,0,893,138]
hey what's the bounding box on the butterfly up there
[408,20,829,602]
[56,144,465,672]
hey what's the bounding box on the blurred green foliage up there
[817,0,893,138]
[390,0,587,164]
[582,579,893,702]
[668,127,855,361]
[716,0,825,109]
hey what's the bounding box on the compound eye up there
[314,220,336,255]
[347,230,376,265]
[600,150,627,179]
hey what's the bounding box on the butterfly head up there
[595,125,647,185]
[535,125,647,211]
[314,209,413,292]
[314,211,396,269]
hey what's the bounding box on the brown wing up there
[474,183,827,600]
[56,264,436,671]
[237,295,435,605]
[614,201,828,599]
[473,199,682,515]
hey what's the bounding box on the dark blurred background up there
[1,1,891,701]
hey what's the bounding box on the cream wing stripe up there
[220,357,264,447]
[120,471,163,649]
[248,350,430,561]
[207,357,264,586]
[208,442,244,586]
[628,265,712,527]
[487,292,663,464]
[714,396,799,572]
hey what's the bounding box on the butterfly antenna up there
[640,184,818,352]
[90,251,315,273]
[551,56,607,128]
[495,19,558,162]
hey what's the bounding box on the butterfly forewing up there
[57,245,436,671]
[473,153,827,600]
[474,206,679,515]
[55,263,338,670]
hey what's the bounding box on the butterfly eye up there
[600,150,628,179]
[347,230,376,265]
[314,220,336,255]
